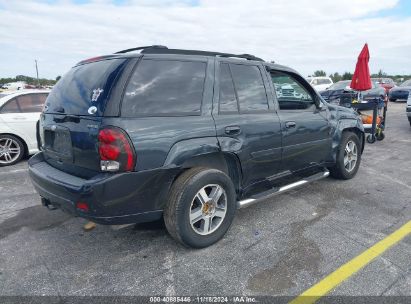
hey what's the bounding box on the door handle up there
[225,126,241,135]
[285,121,296,128]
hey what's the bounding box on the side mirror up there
[315,98,326,111]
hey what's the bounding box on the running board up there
[237,170,330,209]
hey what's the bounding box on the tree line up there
[0,75,61,86]
[310,70,411,83]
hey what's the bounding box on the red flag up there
[350,43,372,91]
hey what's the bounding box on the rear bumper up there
[28,152,179,224]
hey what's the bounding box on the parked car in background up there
[388,79,411,102]
[372,78,396,93]
[1,81,27,91]
[0,90,49,166]
[320,80,386,105]
[306,76,334,91]
[406,92,411,126]
[28,46,364,248]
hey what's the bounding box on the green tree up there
[313,70,327,77]
[330,72,342,83]
[342,72,353,80]
[56,75,61,82]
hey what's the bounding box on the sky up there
[0,0,411,79]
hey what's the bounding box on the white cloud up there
[0,0,410,79]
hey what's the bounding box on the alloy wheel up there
[0,138,21,165]
[189,184,227,236]
[344,140,358,172]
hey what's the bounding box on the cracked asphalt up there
[0,102,410,298]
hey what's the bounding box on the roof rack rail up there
[114,45,264,61]
[115,45,168,54]
[140,47,264,61]
[218,53,264,61]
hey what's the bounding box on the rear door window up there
[219,63,239,113]
[229,64,269,112]
[17,93,48,113]
[44,58,129,116]
[122,59,206,116]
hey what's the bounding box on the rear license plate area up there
[44,126,73,161]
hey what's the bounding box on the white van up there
[307,77,333,91]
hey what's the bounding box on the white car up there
[307,77,334,91]
[0,90,49,166]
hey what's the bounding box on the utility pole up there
[35,59,40,87]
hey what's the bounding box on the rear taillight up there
[98,127,135,172]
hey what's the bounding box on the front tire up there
[164,168,236,248]
[0,135,25,166]
[329,132,362,180]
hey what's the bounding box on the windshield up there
[44,58,129,116]
[328,81,351,90]
[401,80,411,87]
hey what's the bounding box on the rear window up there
[317,78,332,85]
[122,59,206,116]
[44,58,128,116]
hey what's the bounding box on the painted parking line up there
[290,220,411,304]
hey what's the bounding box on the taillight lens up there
[98,127,135,172]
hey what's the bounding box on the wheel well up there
[0,133,29,157]
[343,128,365,153]
[174,152,243,199]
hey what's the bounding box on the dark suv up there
[29,46,364,248]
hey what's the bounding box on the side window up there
[230,64,269,112]
[271,71,315,110]
[219,63,238,113]
[0,98,20,114]
[122,59,206,116]
[17,94,48,113]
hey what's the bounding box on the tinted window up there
[271,71,315,110]
[122,60,206,116]
[317,79,332,85]
[230,64,268,112]
[0,98,19,114]
[219,64,238,113]
[45,59,128,115]
[17,93,48,113]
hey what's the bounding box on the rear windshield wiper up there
[53,106,65,113]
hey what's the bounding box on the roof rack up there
[115,45,168,54]
[114,45,264,61]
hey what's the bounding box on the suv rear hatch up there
[40,57,133,177]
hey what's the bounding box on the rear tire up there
[329,132,361,180]
[0,134,25,166]
[164,167,236,248]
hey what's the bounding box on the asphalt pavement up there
[0,102,410,299]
